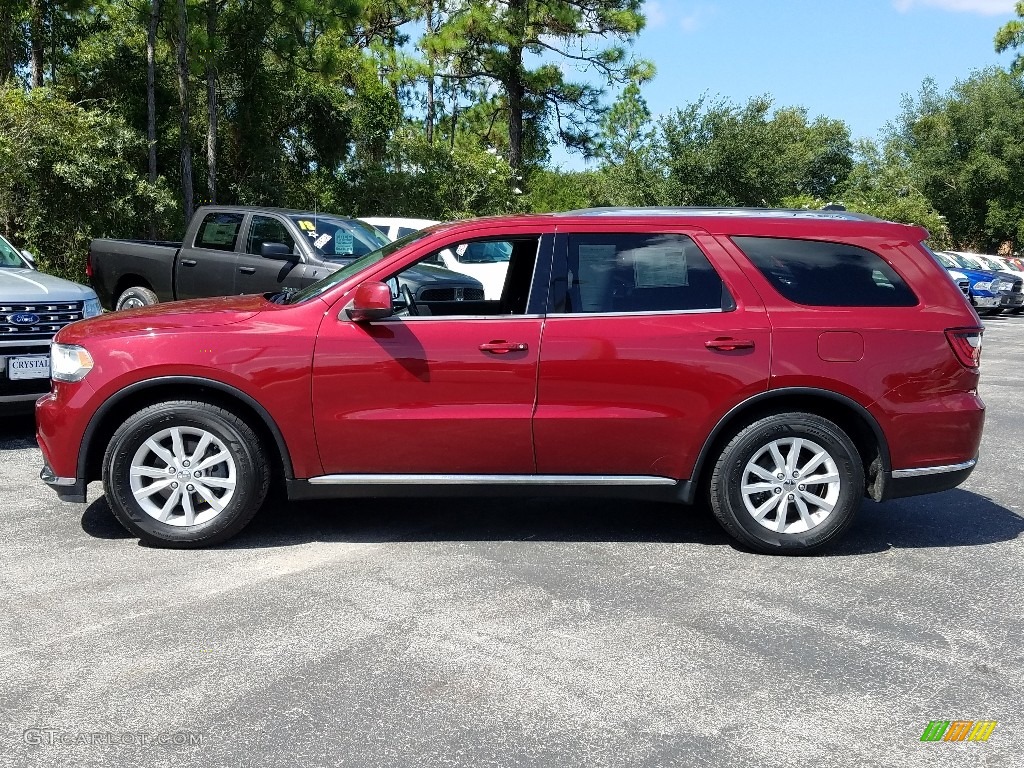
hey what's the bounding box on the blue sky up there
[549,0,1021,168]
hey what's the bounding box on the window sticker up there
[202,222,238,245]
[633,247,688,287]
[313,233,331,250]
[297,220,316,232]
[334,231,354,254]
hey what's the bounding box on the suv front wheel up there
[102,400,270,547]
[709,412,864,554]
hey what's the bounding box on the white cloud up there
[679,6,715,33]
[893,0,1017,14]
[645,1,668,28]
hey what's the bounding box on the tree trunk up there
[506,45,524,171]
[29,0,45,87]
[147,0,161,237]
[206,0,218,204]
[424,0,435,145]
[176,0,194,225]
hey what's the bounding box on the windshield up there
[288,214,391,261]
[285,228,435,304]
[0,234,27,267]
[933,251,964,269]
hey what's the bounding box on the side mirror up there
[261,242,294,260]
[346,281,393,322]
[21,250,36,268]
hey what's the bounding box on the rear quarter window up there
[732,236,917,307]
[194,212,244,251]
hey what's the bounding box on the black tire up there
[709,412,864,555]
[1009,307,1023,315]
[102,400,270,548]
[115,286,158,311]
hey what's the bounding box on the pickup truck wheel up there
[709,412,864,555]
[102,400,270,548]
[115,286,158,311]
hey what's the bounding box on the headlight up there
[989,279,1003,293]
[51,343,94,382]
[83,296,102,318]
[973,281,991,292]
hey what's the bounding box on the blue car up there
[934,251,1024,315]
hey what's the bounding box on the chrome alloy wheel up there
[120,297,145,309]
[128,426,237,526]
[740,437,841,534]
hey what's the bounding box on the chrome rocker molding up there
[308,474,676,486]
[289,473,686,502]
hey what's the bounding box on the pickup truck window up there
[194,212,244,251]
[0,234,26,267]
[247,216,296,256]
[288,215,389,260]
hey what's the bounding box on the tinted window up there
[733,237,917,307]
[194,212,243,251]
[550,233,727,314]
[246,215,295,256]
[397,227,416,238]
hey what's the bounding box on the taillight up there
[945,327,983,368]
[85,250,93,279]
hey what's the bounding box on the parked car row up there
[933,249,1024,315]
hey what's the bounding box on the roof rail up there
[556,206,885,222]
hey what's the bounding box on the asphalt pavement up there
[1,319,1022,767]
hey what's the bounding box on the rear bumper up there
[884,458,977,500]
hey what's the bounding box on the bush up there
[0,85,177,281]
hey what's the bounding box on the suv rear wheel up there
[102,400,269,547]
[709,412,864,554]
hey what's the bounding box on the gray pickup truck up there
[90,205,484,310]
[1,233,102,410]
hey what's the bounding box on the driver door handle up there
[479,341,528,354]
[705,337,755,351]
[239,266,256,274]
[180,259,198,267]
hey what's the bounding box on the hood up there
[406,262,485,287]
[950,266,1000,283]
[0,268,97,302]
[55,294,268,344]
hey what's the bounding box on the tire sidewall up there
[115,287,157,311]
[718,415,864,553]
[103,403,262,546]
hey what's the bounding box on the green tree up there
[895,70,1024,250]
[424,0,648,170]
[0,85,176,279]
[658,95,852,208]
[995,1,1024,73]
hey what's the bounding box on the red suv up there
[36,208,984,553]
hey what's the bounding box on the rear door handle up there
[479,341,529,354]
[239,266,256,274]
[705,337,755,351]
[180,259,198,267]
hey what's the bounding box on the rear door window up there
[194,212,244,251]
[549,233,728,314]
[733,236,918,307]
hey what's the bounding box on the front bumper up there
[1000,293,1024,308]
[40,463,87,503]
